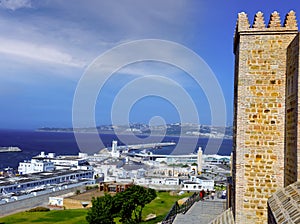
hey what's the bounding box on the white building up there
[203,154,231,164]
[0,169,94,195]
[193,177,214,191]
[182,181,203,192]
[18,160,55,175]
[35,152,90,168]
[18,152,93,175]
[182,176,214,191]
[165,178,180,185]
[49,197,63,207]
[38,153,88,167]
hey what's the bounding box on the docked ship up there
[0,147,22,153]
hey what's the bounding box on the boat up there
[0,147,22,153]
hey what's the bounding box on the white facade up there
[165,156,197,164]
[18,159,55,175]
[49,197,63,206]
[18,152,92,175]
[182,178,214,191]
[141,177,180,186]
[0,169,94,195]
[34,152,89,168]
[50,158,86,167]
[182,181,203,191]
[111,140,120,158]
[151,178,167,185]
[202,154,231,164]
[188,176,214,191]
[75,165,93,171]
[165,178,180,185]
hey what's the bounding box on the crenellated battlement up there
[253,11,266,29]
[268,11,281,28]
[236,10,298,31]
[234,11,298,53]
[235,12,250,31]
[284,10,298,29]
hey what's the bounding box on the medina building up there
[232,10,300,224]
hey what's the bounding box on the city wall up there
[233,11,298,224]
[0,184,85,217]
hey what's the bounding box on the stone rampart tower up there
[233,11,298,223]
[285,32,300,186]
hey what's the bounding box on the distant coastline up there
[0,129,233,169]
[36,124,233,140]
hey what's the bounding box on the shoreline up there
[35,129,232,140]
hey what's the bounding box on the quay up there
[101,142,176,152]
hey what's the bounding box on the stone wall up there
[210,208,235,224]
[285,33,300,186]
[233,11,298,224]
[0,185,84,217]
[64,198,92,209]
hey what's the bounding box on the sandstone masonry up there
[233,11,299,224]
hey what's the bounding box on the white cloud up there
[0,37,86,67]
[118,62,183,81]
[0,0,31,10]
[0,1,204,81]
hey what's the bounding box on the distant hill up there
[37,123,232,139]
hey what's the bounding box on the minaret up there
[233,11,298,224]
[111,140,119,158]
[197,147,202,174]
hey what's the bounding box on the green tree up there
[115,185,157,223]
[86,185,156,224]
[86,194,115,224]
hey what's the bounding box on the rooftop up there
[0,169,92,187]
[268,181,300,223]
[33,156,85,161]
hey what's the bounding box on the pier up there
[100,142,176,152]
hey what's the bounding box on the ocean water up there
[0,129,232,169]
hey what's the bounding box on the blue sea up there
[0,129,232,169]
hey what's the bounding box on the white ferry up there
[0,147,22,153]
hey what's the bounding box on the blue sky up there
[0,0,299,130]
